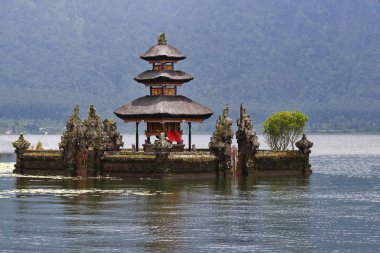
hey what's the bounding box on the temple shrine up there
[114,33,213,152]
[12,33,313,177]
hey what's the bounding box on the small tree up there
[263,111,308,150]
[35,141,43,150]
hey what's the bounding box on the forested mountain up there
[0,0,379,133]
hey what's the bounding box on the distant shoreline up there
[2,134,380,157]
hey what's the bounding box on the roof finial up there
[157,32,167,45]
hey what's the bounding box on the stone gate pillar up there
[209,104,233,177]
[236,104,259,176]
[12,134,31,174]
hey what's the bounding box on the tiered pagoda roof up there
[140,44,186,61]
[134,70,193,84]
[114,33,213,123]
[114,95,213,122]
[140,34,186,61]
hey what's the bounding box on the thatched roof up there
[114,95,213,121]
[140,44,186,61]
[134,70,193,84]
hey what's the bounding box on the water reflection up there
[2,136,380,252]
[10,175,312,252]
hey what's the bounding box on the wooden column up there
[136,122,139,151]
[188,122,192,151]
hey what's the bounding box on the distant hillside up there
[0,0,379,133]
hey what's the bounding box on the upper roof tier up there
[134,70,193,84]
[140,33,186,62]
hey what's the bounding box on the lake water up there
[0,134,379,252]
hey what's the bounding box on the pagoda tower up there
[114,33,213,151]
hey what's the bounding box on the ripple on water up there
[0,163,173,199]
[0,188,174,199]
[312,155,380,179]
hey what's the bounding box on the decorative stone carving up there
[82,105,108,151]
[209,104,233,154]
[103,118,124,151]
[209,104,233,175]
[154,132,172,152]
[236,104,260,175]
[158,32,167,45]
[12,133,31,174]
[59,105,114,176]
[59,105,82,149]
[59,105,82,172]
[12,133,31,151]
[296,134,313,154]
[153,132,172,172]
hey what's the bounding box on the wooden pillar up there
[136,122,139,151]
[188,122,192,151]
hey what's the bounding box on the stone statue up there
[103,118,123,151]
[153,132,172,172]
[209,104,233,176]
[12,133,31,151]
[158,32,167,45]
[296,134,313,154]
[154,132,172,151]
[236,104,260,175]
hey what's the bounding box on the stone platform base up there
[13,149,311,177]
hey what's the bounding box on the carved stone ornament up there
[59,105,82,150]
[12,133,31,151]
[59,105,120,172]
[209,104,233,155]
[59,105,83,170]
[82,105,109,150]
[236,104,260,153]
[103,118,124,151]
[158,32,167,45]
[295,134,313,154]
[236,104,260,175]
[154,132,172,151]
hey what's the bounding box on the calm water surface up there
[0,134,379,252]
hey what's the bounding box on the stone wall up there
[14,149,218,178]
[253,150,311,174]
[101,151,156,177]
[14,150,64,175]
[13,148,310,177]
[100,151,218,177]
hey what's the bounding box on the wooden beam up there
[149,60,178,64]
[143,82,184,87]
[123,118,205,123]
[188,122,192,151]
[136,122,139,151]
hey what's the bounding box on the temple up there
[12,33,313,178]
[114,33,213,152]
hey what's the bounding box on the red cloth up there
[166,131,182,143]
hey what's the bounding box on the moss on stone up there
[256,150,304,158]
[23,150,63,158]
[169,153,217,162]
[104,154,156,159]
